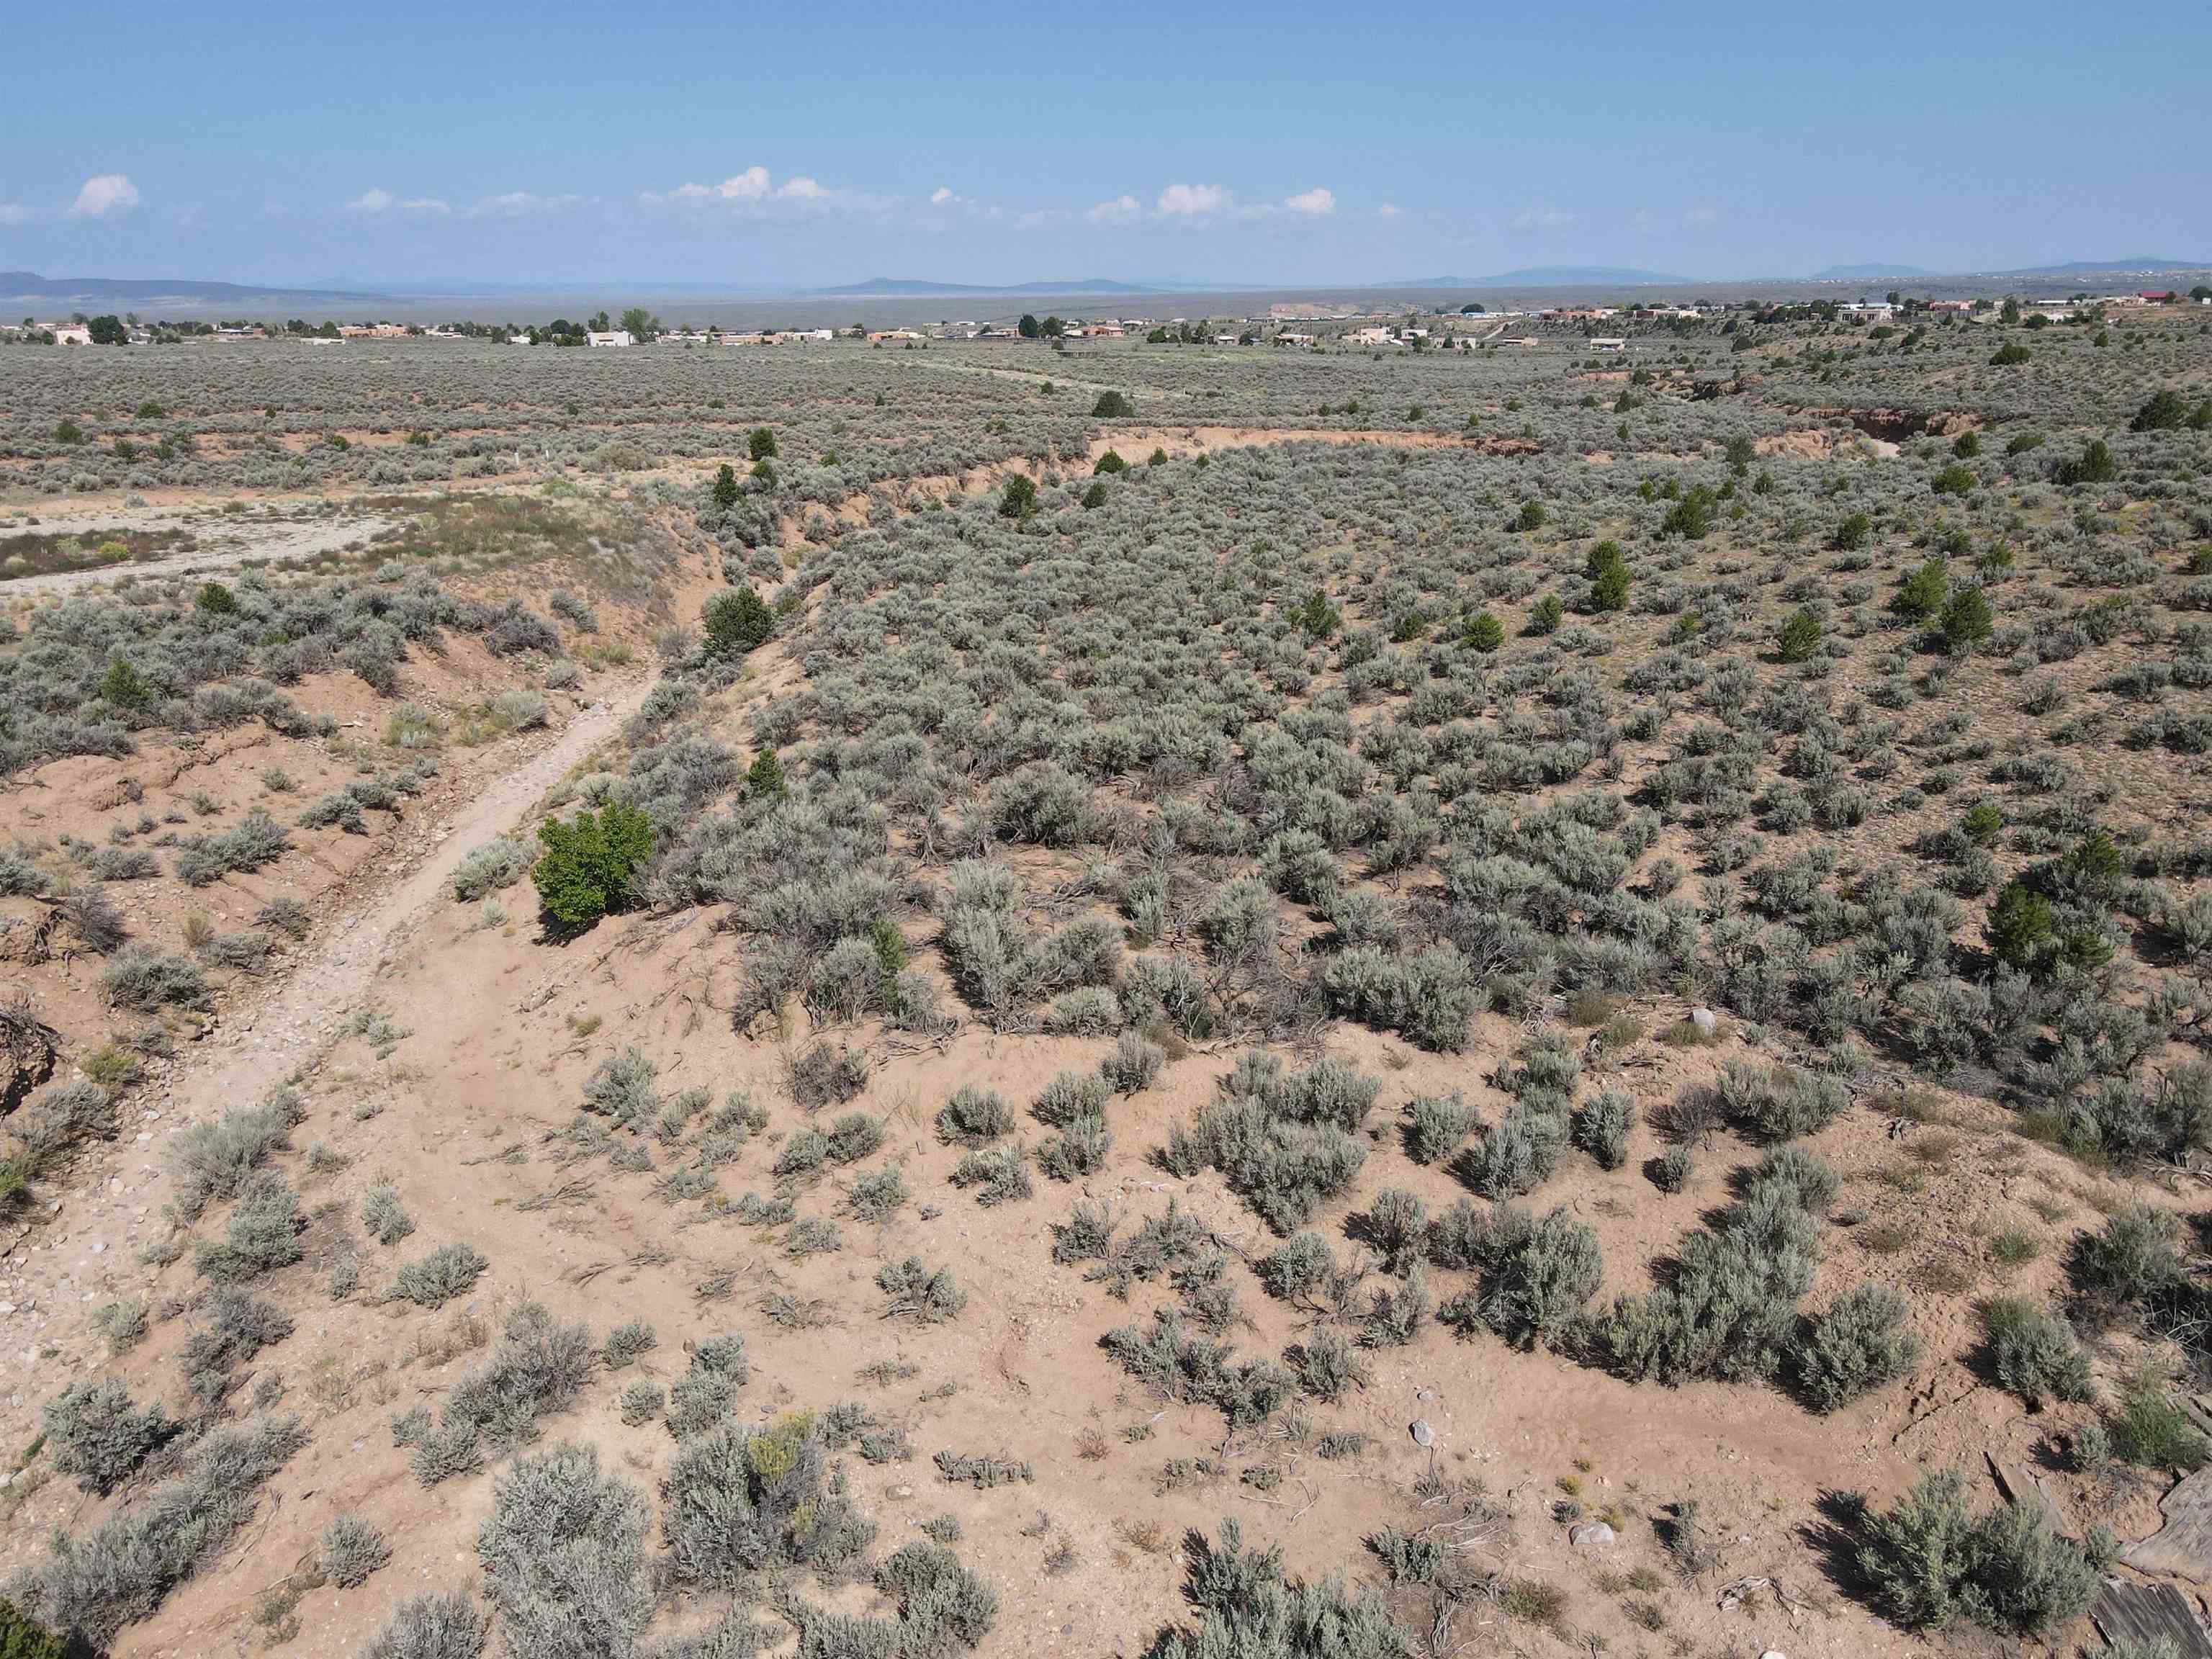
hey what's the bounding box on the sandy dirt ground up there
[0,505,397,599]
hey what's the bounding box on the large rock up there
[1568,1521,1616,1548]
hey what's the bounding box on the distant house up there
[1348,326,1394,346]
[1590,337,1627,353]
[1272,332,1316,346]
[585,330,634,348]
[52,325,92,346]
[2140,290,2178,303]
[1211,333,1238,345]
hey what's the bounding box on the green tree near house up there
[617,307,662,342]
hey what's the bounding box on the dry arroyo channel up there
[2,508,397,598]
[164,679,649,1123]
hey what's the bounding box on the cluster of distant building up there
[13,285,2203,354]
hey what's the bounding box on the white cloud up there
[1684,205,1718,226]
[930,186,959,206]
[1087,194,1141,226]
[346,187,445,215]
[0,203,27,225]
[469,190,586,218]
[1284,186,1335,217]
[1509,207,1575,232]
[1156,182,1230,217]
[68,174,140,218]
[640,166,853,212]
[1377,202,1403,219]
[716,166,773,200]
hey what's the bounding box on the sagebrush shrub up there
[170,1092,302,1220]
[664,1411,876,1591]
[1404,1092,1479,1165]
[1854,1465,2099,1637]
[936,1084,1015,1146]
[391,1241,490,1308]
[361,1589,487,1659]
[41,1377,171,1495]
[318,1513,392,1588]
[1797,1283,1923,1411]
[16,1413,307,1645]
[878,1258,966,1323]
[477,1440,653,1659]
[2069,1202,2185,1328]
[1163,1053,1377,1233]
[191,1168,305,1282]
[451,835,535,902]
[1151,1518,1405,1659]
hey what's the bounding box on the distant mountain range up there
[0,269,378,304]
[1977,256,2207,276]
[806,276,1175,297]
[1811,263,1938,281]
[1379,266,1691,288]
[6,258,2207,315]
[1807,257,2207,282]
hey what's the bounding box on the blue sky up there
[3,1,2206,290]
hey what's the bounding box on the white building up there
[585,330,634,348]
[1590,337,1627,353]
[53,325,92,346]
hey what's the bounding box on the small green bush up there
[532,802,653,932]
[703,588,774,657]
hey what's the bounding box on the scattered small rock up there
[1691,1007,1718,1034]
[1569,1522,1617,1548]
[1409,1419,1434,1447]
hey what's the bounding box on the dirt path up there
[2,510,396,600]
[167,680,649,1123]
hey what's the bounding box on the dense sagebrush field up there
[1,300,2210,1659]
